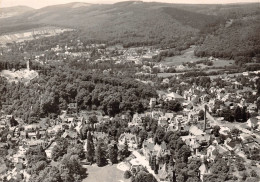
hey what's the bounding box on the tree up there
[212,125,220,137]
[60,154,86,181]
[95,141,107,167]
[86,132,95,164]
[176,145,191,163]
[108,142,118,164]
[250,170,257,177]
[67,143,85,159]
[124,170,132,179]
[138,130,148,147]
[26,146,47,167]
[237,162,246,171]
[231,128,240,139]
[121,140,130,159]
[234,106,242,122]
[52,138,69,161]
[154,127,165,145]
[198,110,204,120]
[167,100,182,112]
[28,161,48,175]
[242,106,249,122]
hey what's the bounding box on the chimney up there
[204,105,207,132]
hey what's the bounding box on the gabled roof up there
[247,117,258,124]
[189,125,204,136]
[167,92,184,99]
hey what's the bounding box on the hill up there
[0,1,223,49]
[195,14,260,65]
[0,1,259,59]
[0,6,34,19]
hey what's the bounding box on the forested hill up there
[0,1,259,62]
[0,64,157,122]
[194,15,260,65]
[0,1,223,48]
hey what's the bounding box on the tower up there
[204,105,207,132]
[26,58,32,71]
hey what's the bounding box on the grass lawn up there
[159,46,235,68]
[83,164,131,182]
[212,59,234,67]
[161,47,199,66]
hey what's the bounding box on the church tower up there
[26,58,32,71]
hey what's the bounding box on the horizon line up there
[1,0,259,9]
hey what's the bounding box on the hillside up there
[0,6,34,19]
[195,15,260,64]
[0,1,221,48]
[0,1,259,58]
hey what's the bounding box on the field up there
[161,47,198,66]
[157,72,184,78]
[83,164,130,182]
[160,46,235,67]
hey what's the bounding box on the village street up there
[132,151,160,181]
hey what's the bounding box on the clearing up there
[0,69,38,84]
[159,46,234,67]
[83,164,130,182]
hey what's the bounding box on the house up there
[199,160,210,182]
[142,138,155,160]
[67,103,77,114]
[248,104,257,113]
[132,114,143,124]
[149,98,157,108]
[164,113,174,121]
[158,163,168,182]
[240,133,254,144]
[189,126,205,136]
[247,117,259,129]
[24,124,39,132]
[166,92,184,102]
[118,133,138,150]
[174,115,184,124]
[219,126,231,136]
[62,130,78,139]
[162,78,169,84]
[26,140,49,148]
[45,142,56,159]
[0,164,7,176]
[158,116,169,128]
[188,113,199,123]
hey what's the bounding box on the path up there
[132,151,160,181]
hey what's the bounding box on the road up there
[132,151,160,181]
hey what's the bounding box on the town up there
[0,1,260,182]
[1,50,260,181]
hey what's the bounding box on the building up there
[166,92,184,102]
[247,117,259,129]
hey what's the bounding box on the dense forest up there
[195,16,260,65]
[0,61,157,122]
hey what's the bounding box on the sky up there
[0,0,259,9]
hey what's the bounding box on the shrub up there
[250,170,257,177]
[124,170,132,179]
[237,162,246,171]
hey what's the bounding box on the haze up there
[0,0,259,9]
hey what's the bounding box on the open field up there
[83,164,130,182]
[157,72,184,78]
[160,46,235,67]
[161,47,198,66]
